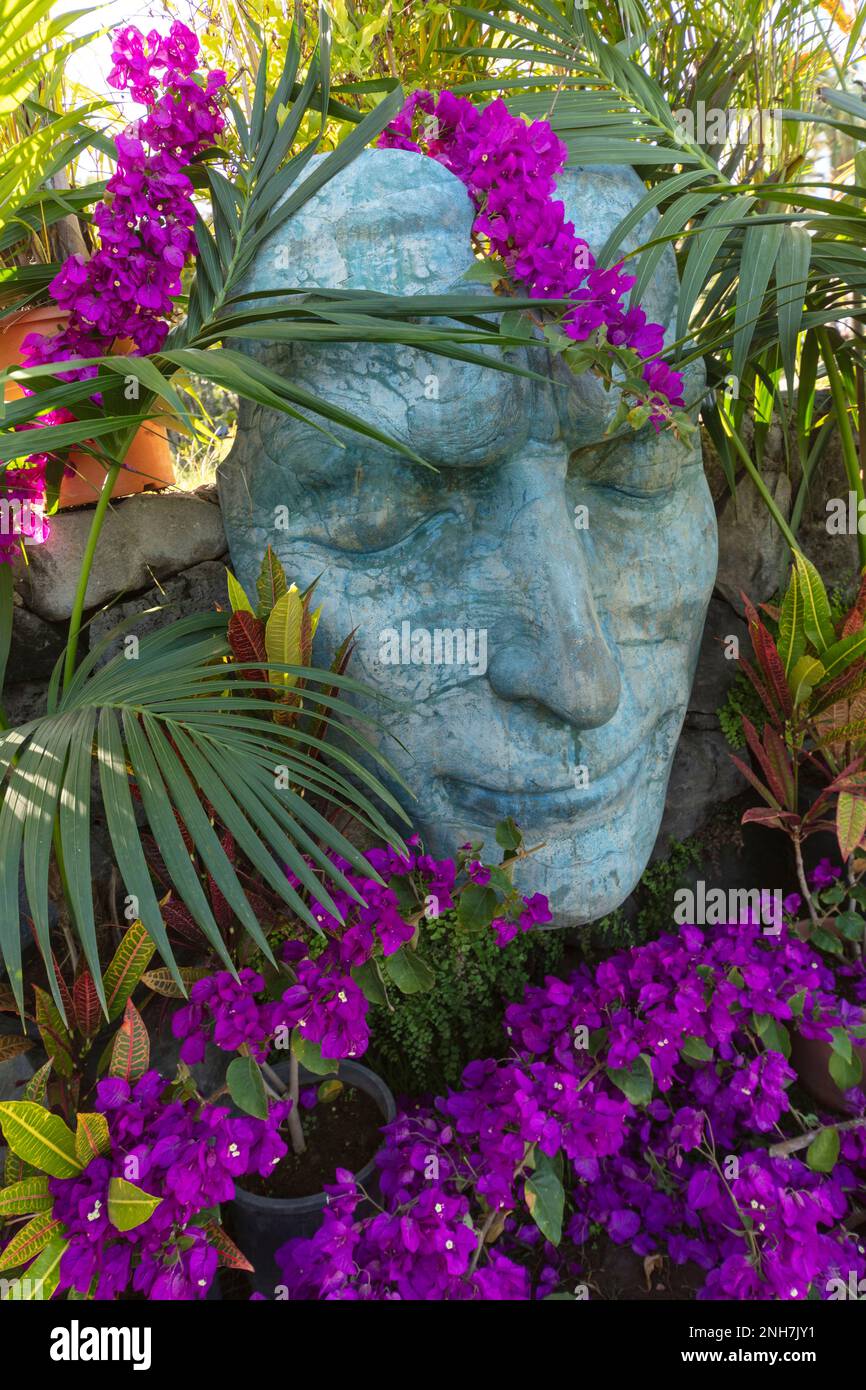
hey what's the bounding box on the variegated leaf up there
[102,921,155,1022]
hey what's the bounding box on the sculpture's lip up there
[440,738,647,829]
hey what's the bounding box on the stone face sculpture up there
[218,148,718,924]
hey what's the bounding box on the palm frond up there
[0,611,412,1014]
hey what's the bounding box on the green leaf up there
[787,989,807,1018]
[32,986,73,1077]
[0,1175,52,1217]
[607,1054,654,1107]
[291,1031,337,1076]
[109,998,150,1084]
[777,570,806,678]
[525,1150,564,1245]
[265,585,304,691]
[384,946,436,994]
[107,1176,162,1233]
[835,910,865,942]
[789,654,824,706]
[819,628,866,682]
[102,920,156,1022]
[806,1126,840,1174]
[256,545,288,621]
[0,1102,80,1178]
[226,1056,269,1120]
[0,1235,67,1300]
[141,966,209,998]
[677,195,756,344]
[681,1035,713,1061]
[752,1011,792,1058]
[776,226,811,395]
[494,816,523,852]
[732,221,784,383]
[829,1028,854,1064]
[793,551,835,653]
[0,1212,64,1273]
[457,883,499,932]
[462,257,507,284]
[317,1080,344,1103]
[226,569,255,616]
[351,958,388,1006]
[829,1049,863,1092]
[74,1112,111,1167]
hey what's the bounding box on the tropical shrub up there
[0,918,165,1122]
[367,907,567,1093]
[275,916,866,1301]
[730,551,866,930]
[170,821,552,1155]
[0,1062,282,1299]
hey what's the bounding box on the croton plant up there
[733,550,866,949]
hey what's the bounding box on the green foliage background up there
[367,911,567,1093]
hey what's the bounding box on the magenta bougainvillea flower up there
[275,917,866,1301]
[41,1070,289,1300]
[378,90,685,423]
[172,843,552,1065]
[1,24,224,564]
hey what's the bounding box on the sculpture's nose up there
[485,467,621,730]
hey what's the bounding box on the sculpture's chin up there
[416,713,680,926]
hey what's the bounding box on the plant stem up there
[468,1207,499,1278]
[260,1059,288,1095]
[61,461,122,691]
[769,1114,866,1158]
[0,561,13,729]
[722,413,799,553]
[818,327,866,569]
[793,832,819,927]
[287,1046,307,1156]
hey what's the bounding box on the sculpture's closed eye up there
[570,432,685,501]
[289,505,462,558]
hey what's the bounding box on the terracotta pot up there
[789,1030,866,1114]
[0,306,175,507]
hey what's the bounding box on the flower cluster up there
[47,1070,289,1300]
[379,91,684,420]
[23,24,224,368]
[173,840,549,1065]
[276,918,866,1301]
[278,1166,531,1300]
[3,25,223,563]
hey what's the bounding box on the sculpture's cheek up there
[570,465,718,646]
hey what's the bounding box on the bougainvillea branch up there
[378,90,690,434]
[0,24,225,574]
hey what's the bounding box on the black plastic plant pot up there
[228,1059,396,1297]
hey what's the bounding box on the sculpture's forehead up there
[243,148,678,331]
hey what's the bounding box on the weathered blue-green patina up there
[218,149,717,923]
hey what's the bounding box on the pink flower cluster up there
[276,918,866,1301]
[23,23,224,368]
[379,91,684,418]
[1,25,223,564]
[43,1070,289,1300]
